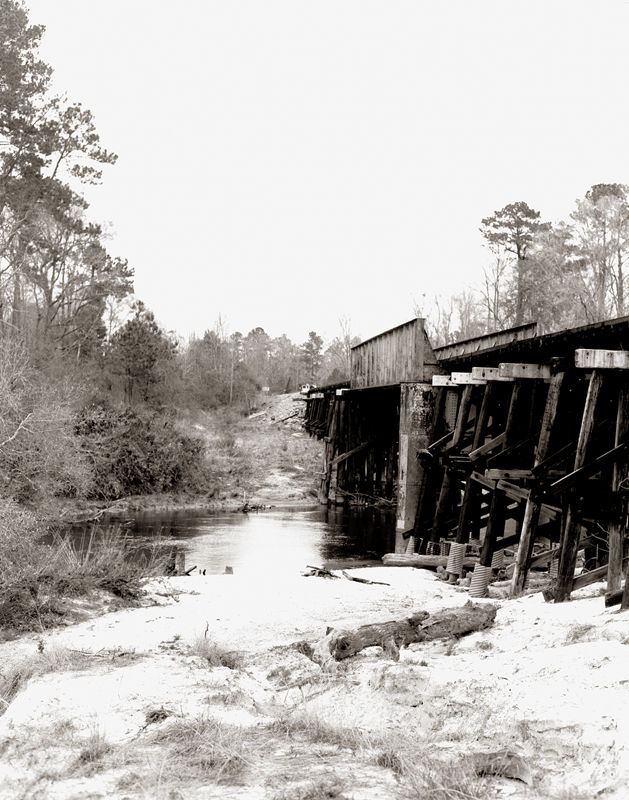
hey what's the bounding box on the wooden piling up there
[510,372,565,596]
[555,370,604,602]
[318,395,339,504]
[608,380,629,592]
[396,382,435,548]
[431,385,474,543]
[479,489,506,567]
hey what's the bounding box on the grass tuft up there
[403,758,485,800]
[0,646,92,715]
[564,623,597,645]
[271,774,348,799]
[74,726,112,772]
[188,631,243,669]
[270,713,369,751]
[150,715,250,784]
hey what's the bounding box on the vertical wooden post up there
[431,385,474,543]
[510,373,565,596]
[555,370,604,602]
[608,381,629,591]
[318,395,339,504]
[472,383,494,450]
[411,391,446,553]
[475,380,523,569]
[454,383,494,547]
[620,547,629,608]
[395,383,434,551]
[503,380,525,447]
[479,489,506,567]
[328,397,345,505]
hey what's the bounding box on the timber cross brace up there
[303,315,629,605]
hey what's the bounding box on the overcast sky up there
[25,0,629,344]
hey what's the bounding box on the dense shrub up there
[75,404,207,499]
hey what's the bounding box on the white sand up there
[2,566,629,799]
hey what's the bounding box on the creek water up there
[66,506,395,575]
[109,505,396,575]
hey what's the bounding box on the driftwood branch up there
[304,565,340,579]
[311,601,497,667]
[341,570,390,586]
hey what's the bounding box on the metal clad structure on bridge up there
[350,317,439,389]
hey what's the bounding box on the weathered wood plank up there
[330,441,372,467]
[572,564,620,591]
[469,432,506,461]
[486,469,533,481]
[530,546,560,568]
[471,367,514,382]
[470,471,497,490]
[450,372,486,385]
[548,443,627,494]
[575,348,629,370]
[499,363,552,380]
[433,375,457,387]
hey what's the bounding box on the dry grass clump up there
[270,712,369,751]
[73,726,112,773]
[188,631,244,669]
[0,504,167,632]
[0,645,92,715]
[403,758,485,800]
[564,623,597,645]
[271,773,348,799]
[271,714,485,799]
[372,732,486,799]
[149,715,251,784]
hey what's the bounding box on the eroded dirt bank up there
[1,567,628,799]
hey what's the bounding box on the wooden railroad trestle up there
[303,317,629,604]
[413,352,629,602]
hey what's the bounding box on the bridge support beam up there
[396,382,434,551]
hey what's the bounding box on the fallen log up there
[382,553,478,570]
[311,601,497,667]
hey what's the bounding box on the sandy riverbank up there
[2,565,629,799]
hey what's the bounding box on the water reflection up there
[123,505,396,575]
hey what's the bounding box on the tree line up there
[422,185,629,346]
[0,1,362,506]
